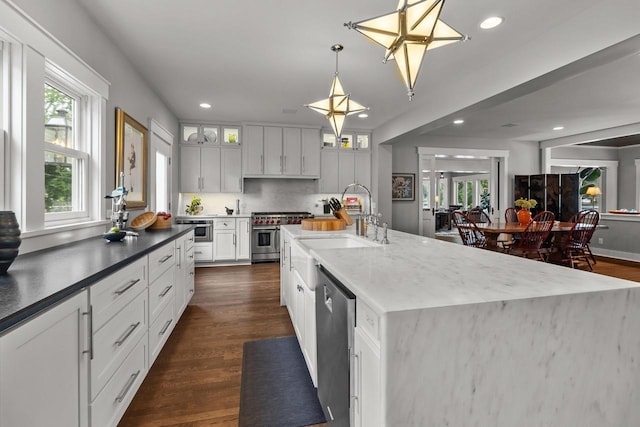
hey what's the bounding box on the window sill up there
[19,220,111,255]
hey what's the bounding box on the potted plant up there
[514,198,537,225]
[186,197,203,215]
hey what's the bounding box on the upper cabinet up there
[243,125,320,179]
[179,123,242,194]
[181,124,241,146]
[322,131,370,150]
[320,130,372,193]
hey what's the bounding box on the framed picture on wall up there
[392,173,415,201]
[115,108,148,209]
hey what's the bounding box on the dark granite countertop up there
[0,225,194,334]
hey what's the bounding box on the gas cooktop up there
[251,212,312,225]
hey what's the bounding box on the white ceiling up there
[75,0,640,145]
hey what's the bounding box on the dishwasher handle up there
[323,284,333,313]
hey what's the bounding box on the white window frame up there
[452,173,490,210]
[44,77,90,222]
[0,38,6,209]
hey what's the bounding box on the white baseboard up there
[591,247,640,262]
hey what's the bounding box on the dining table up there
[457,221,577,251]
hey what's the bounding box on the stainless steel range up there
[251,212,312,262]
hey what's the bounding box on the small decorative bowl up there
[103,231,126,242]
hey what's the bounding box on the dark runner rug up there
[239,336,326,427]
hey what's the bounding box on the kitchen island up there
[281,225,640,426]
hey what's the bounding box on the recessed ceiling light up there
[553,126,564,131]
[453,119,464,125]
[480,16,503,30]
[358,113,369,118]
[200,103,211,109]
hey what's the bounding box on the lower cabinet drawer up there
[149,296,176,366]
[91,289,147,401]
[148,266,175,324]
[194,243,213,262]
[91,333,148,427]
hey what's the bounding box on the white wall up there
[617,145,640,209]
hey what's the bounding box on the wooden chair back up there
[514,211,555,251]
[452,211,487,248]
[504,207,518,224]
[467,207,492,224]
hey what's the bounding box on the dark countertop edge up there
[0,226,194,334]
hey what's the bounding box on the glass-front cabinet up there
[322,131,369,150]
[181,123,241,145]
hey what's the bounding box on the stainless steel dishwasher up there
[315,265,355,426]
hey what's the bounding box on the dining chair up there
[568,209,599,265]
[452,211,487,249]
[467,207,492,224]
[560,210,599,269]
[507,211,555,261]
[504,207,518,224]
[498,207,519,251]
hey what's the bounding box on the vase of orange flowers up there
[514,198,537,225]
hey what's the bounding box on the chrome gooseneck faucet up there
[341,183,372,218]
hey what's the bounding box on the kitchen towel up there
[238,336,325,427]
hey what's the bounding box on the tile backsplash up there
[179,179,348,217]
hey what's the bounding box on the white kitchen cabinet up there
[302,275,317,386]
[321,148,371,193]
[175,231,195,316]
[243,125,264,175]
[236,217,251,260]
[264,126,283,175]
[353,326,381,427]
[180,145,221,192]
[280,228,292,307]
[283,127,302,175]
[290,269,317,387]
[243,124,320,178]
[353,298,381,427]
[221,146,242,192]
[320,149,340,193]
[0,290,89,427]
[181,124,219,144]
[301,128,321,177]
[213,218,236,261]
[354,150,371,190]
[194,241,213,262]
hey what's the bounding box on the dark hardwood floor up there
[119,255,639,426]
[119,263,297,426]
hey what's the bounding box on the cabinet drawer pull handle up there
[195,251,202,254]
[82,305,94,360]
[114,278,140,295]
[188,237,194,242]
[159,254,173,263]
[159,319,173,335]
[115,370,141,403]
[115,322,141,346]
[159,285,173,297]
[189,254,194,259]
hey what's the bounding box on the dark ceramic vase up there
[0,211,21,274]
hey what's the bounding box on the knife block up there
[334,208,353,225]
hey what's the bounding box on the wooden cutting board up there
[301,218,346,231]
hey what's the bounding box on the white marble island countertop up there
[282,225,640,316]
[284,225,640,426]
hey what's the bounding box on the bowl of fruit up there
[150,211,172,229]
[103,227,126,242]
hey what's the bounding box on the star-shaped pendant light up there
[345,0,468,100]
[305,44,368,139]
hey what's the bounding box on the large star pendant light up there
[305,44,368,139]
[345,0,468,100]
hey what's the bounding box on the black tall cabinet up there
[514,173,579,221]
